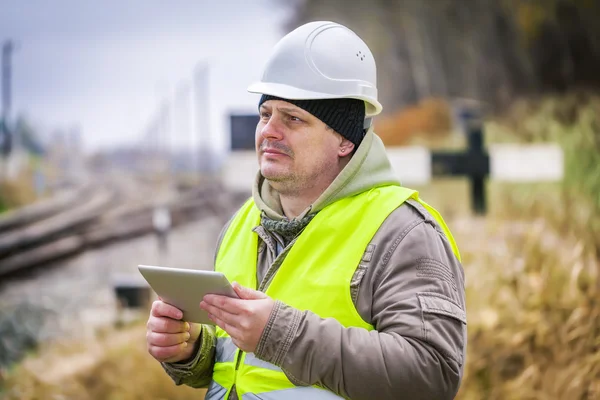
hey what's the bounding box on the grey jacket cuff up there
[255,300,302,367]
[162,350,201,384]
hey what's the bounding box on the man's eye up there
[260,112,271,119]
[290,116,302,122]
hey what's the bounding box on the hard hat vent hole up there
[356,51,365,61]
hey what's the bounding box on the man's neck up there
[279,189,322,219]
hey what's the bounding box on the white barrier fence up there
[222,144,564,190]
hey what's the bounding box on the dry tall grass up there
[458,94,600,399]
[0,326,203,400]
[456,216,599,399]
[0,178,37,212]
[0,156,46,212]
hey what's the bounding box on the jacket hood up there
[252,127,400,220]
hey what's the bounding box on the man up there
[146,21,466,400]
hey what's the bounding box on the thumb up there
[232,282,267,300]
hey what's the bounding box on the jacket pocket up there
[417,293,467,366]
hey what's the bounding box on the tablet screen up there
[138,264,238,324]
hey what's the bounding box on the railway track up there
[0,185,91,234]
[0,175,246,278]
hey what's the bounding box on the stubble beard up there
[262,167,302,196]
[263,157,337,197]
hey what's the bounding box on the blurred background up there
[1,0,599,399]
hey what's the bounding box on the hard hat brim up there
[248,81,382,117]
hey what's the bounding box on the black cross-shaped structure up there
[431,111,490,214]
[230,109,491,214]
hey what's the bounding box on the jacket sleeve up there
[254,203,467,400]
[161,324,217,388]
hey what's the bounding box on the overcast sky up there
[0,0,289,153]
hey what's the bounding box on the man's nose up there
[260,117,284,141]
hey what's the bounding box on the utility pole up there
[1,40,15,180]
[174,82,193,172]
[1,41,13,122]
[158,100,171,181]
[193,63,210,174]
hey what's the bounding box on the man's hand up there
[200,282,275,353]
[146,299,202,363]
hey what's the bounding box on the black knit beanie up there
[259,94,366,148]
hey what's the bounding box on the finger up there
[151,300,183,320]
[148,342,188,362]
[147,331,191,347]
[208,313,244,339]
[188,322,203,342]
[232,282,267,300]
[148,316,190,334]
[200,301,238,325]
[202,295,243,315]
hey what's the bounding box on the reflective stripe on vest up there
[241,387,344,399]
[216,336,237,363]
[211,185,460,399]
[208,337,341,399]
[218,336,282,371]
[205,380,228,400]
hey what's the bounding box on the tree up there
[279,0,600,113]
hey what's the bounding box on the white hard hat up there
[248,21,382,117]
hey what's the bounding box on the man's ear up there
[339,138,355,157]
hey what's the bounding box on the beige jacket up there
[163,129,467,400]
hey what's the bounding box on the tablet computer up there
[138,264,238,324]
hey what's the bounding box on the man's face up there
[255,100,352,194]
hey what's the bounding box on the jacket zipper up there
[228,229,299,399]
[258,237,298,292]
[228,349,244,399]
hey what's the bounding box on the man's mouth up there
[263,148,286,156]
[260,142,292,157]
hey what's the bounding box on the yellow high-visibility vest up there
[206,185,460,400]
